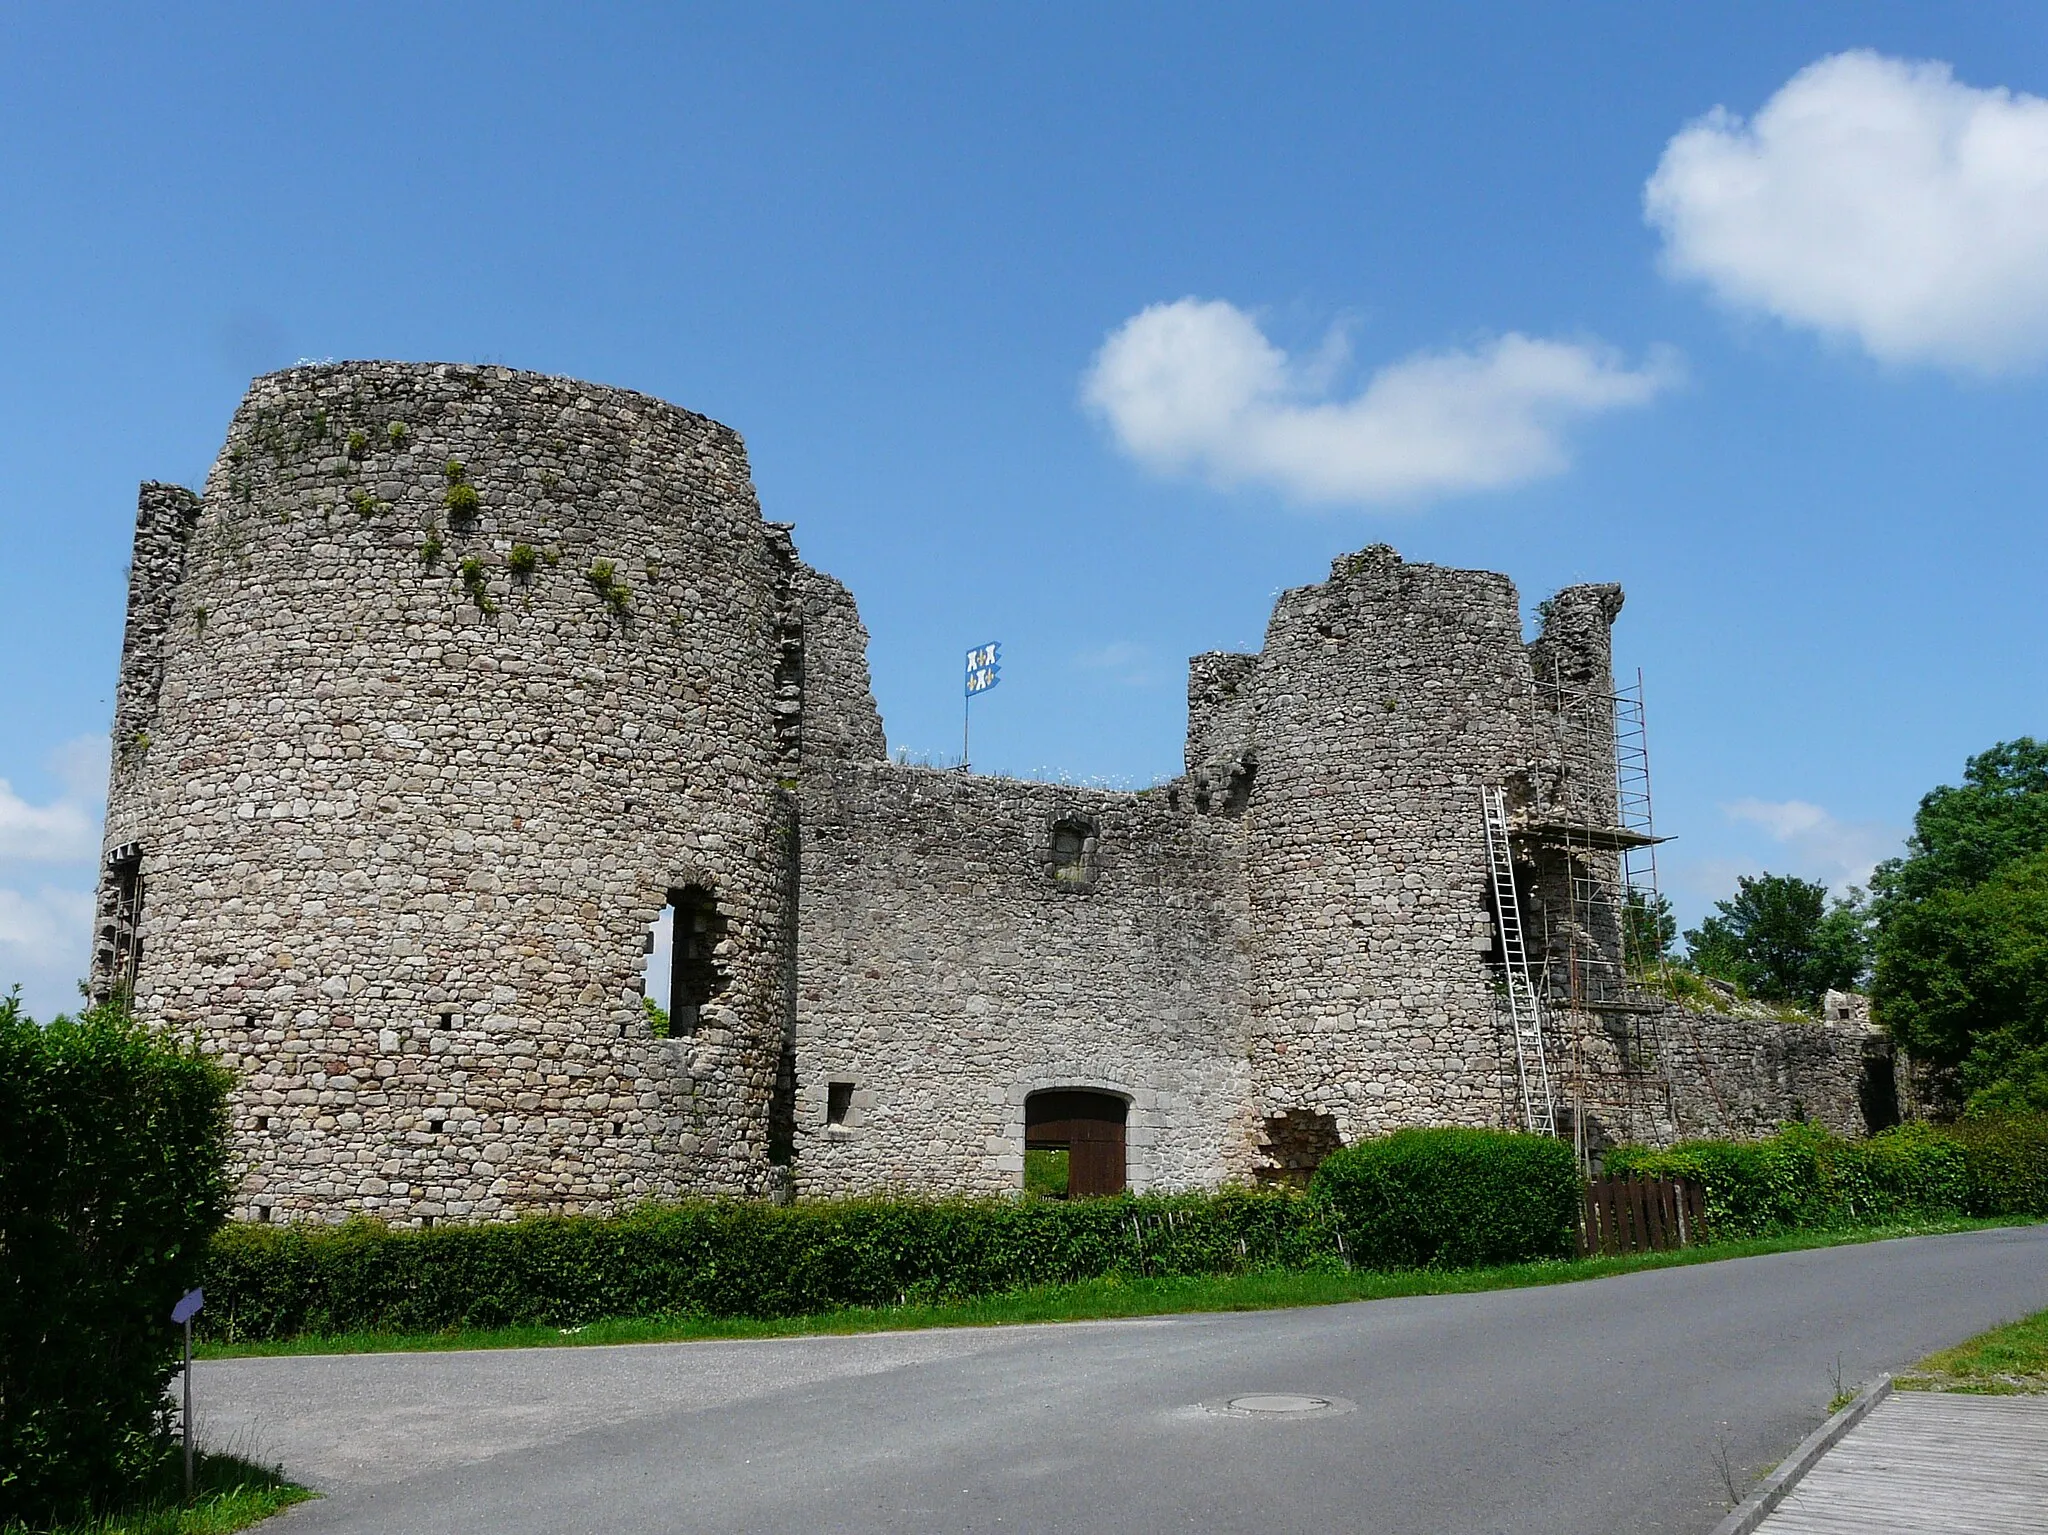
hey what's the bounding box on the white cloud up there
[0,780,98,862]
[1647,51,2048,373]
[1074,641,1161,687]
[0,735,106,863]
[0,884,95,1019]
[1082,299,1675,506]
[1720,797,1902,894]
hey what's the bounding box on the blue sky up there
[4,3,2045,1017]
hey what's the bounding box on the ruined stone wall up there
[791,763,1254,1195]
[1236,546,1546,1140]
[100,363,802,1223]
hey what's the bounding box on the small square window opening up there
[826,1081,854,1126]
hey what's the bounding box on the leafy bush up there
[1309,1128,1580,1267]
[0,996,232,1527]
[201,1188,1344,1341]
[1604,1120,2042,1239]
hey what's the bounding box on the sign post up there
[171,1287,204,1500]
[963,640,1000,770]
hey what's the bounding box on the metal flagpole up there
[963,641,1000,771]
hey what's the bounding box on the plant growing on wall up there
[459,556,499,615]
[348,489,382,518]
[346,429,369,460]
[586,558,633,616]
[387,421,409,447]
[507,543,539,578]
[420,529,445,568]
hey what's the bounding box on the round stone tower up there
[94,363,799,1222]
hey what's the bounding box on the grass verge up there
[1899,1305,2048,1395]
[196,1215,2034,1360]
[11,1451,311,1535]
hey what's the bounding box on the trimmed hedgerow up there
[1603,1120,2047,1239]
[200,1188,1344,1341]
[0,996,233,1528]
[1309,1127,1581,1268]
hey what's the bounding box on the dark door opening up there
[1024,1089,1128,1197]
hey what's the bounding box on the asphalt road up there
[202,1226,2048,1534]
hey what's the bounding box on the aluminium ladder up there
[1482,785,1556,1136]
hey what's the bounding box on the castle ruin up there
[93,363,1890,1224]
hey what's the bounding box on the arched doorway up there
[1024,1089,1128,1197]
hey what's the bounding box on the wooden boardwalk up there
[1757,1390,2048,1532]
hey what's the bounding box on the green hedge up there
[0,997,232,1527]
[1310,1127,1580,1267]
[1606,1119,2048,1239]
[202,1188,1344,1341]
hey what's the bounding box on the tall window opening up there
[99,845,144,999]
[642,885,726,1037]
[1024,1089,1128,1197]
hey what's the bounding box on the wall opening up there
[99,845,144,998]
[1253,1109,1342,1188]
[826,1081,854,1126]
[1050,819,1095,886]
[644,885,726,1037]
[1024,1089,1127,1197]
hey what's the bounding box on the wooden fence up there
[1580,1175,1704,1256]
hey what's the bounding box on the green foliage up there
[386,420,409,447]
[1871,738,2048,921]
[1023,1149,1069,1199]
[443,482,479,521]
[585,559,632,616]
[1309,1127,1580,1267]
[442,458,467,485]
[1683,873,1868,1007]
[1875,848,2048,1115]
[419,530,444,568]
[641,997,671,1038]
[345,428,369,460]
[198,1189,1344,1341]
[0,995,233,1527]
[506,543,539,578]
[347,488,380,517]
[457,556,498,615]
[1870,741,2048,1116]
[1624,888,1677,969]
[1605,1120,2048,1239]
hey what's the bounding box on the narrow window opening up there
[428,1118,444,1134]
[646,885,727,1037]
[99,846,144,998]
[437,1011,454,1030]
[256,1204,272,1223]
[826,1081,854,1126]
[256,1116,270,1132]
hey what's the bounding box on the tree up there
[1870,737,2048,920]
[1874,847,2048,1116]
[1683,873,1868,1008]
[1869,739,2048,1116]
[1623,888,1677,970]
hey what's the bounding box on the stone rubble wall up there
[92,364,1892,1225]
[792,762,1255,1195]
[100,363,804,1223]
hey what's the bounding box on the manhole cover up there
[1202,1393,1356,1420]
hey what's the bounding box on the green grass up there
[195,1215,2032,1361]
[1899,1305,2048,1395]
[10,1451,311,1535]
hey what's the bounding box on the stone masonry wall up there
[95,363,1891,1223]
[792,763,1254,1195]
[100,363,804,1223]
[1236,546,1545,1140]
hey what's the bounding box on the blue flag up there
[965,641,1001,696]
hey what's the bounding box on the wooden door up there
[1066,1117,1126,1197]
